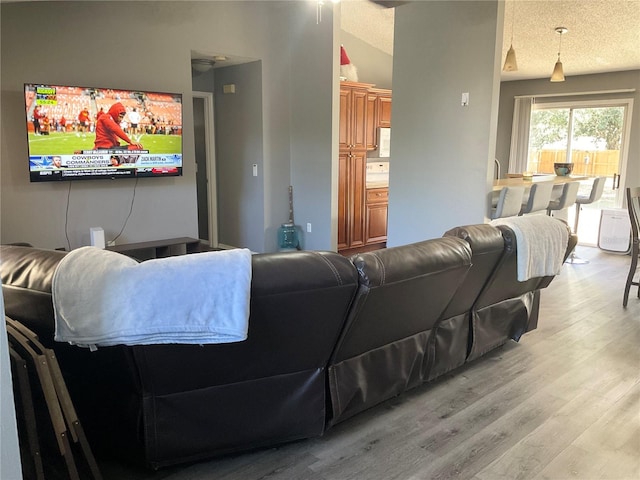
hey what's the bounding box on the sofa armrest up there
[0,245,67,342]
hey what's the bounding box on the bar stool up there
[520,182,554,215]
[574,176,606,233]
[547,181,580,217]
[491,186,525,219]
[567,177,606,264]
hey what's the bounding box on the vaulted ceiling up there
[341,0,640,81]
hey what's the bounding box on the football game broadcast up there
[25,83,183,182]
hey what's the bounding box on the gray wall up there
[289,4,338,252]
[0,1,335,253]
[340,31,393,89]
[496,70,640,190]
[214,62,265,252]
[387,1,502,246]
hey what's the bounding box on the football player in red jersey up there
[94,102,143,151]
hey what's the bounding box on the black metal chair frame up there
[6,317,102,480]
[623,186,640,307]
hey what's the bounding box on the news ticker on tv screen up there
[29,149,182,181]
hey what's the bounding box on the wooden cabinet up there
[365,88,392,151]
[338,82,391,253]
[338,151,366,251]
[338,82,372,252]
[365,188,388,245]
[365,92,378,151]
[375,90,392,127]
[339,82,373,151]
[366,188,389,204]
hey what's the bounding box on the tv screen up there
[24,83,183,182]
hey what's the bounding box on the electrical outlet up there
[306,223,312,233]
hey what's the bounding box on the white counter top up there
[366,172,389,189]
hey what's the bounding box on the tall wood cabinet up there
[338,82,391,253]
[338,82,372,251]
[337,150,366,251]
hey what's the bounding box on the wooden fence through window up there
[528,150,620,176]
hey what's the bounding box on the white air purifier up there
[598,208,631,254]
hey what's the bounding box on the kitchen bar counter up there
[493,174,588,192]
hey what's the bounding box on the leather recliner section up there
[131,250,360,467]
[465,222,576,361]
[327,236,472,426]
[435,224,506,379]
[1,246,360,469]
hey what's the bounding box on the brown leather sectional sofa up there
[0,221,576,469]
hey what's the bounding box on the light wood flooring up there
[97,246,640,480]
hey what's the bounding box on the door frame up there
[193,91,218,248]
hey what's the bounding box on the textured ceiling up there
[341,0,640,81]
[342,0,396,56]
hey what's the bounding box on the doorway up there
[192,91,218,248]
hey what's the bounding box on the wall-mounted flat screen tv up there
[25,83,183,182]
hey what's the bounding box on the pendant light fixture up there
[550,27,568,82]
[502,0,518,72]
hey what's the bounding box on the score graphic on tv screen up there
[24,84,183,182]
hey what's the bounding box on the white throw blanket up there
[52,246,251,348]
[490,216,569,282]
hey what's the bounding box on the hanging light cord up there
[557,31,564,59]
[509,0,515,45]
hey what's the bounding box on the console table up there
[106,237,204,260]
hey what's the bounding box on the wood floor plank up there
[573,382,640,457]
[475,377,635,480]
